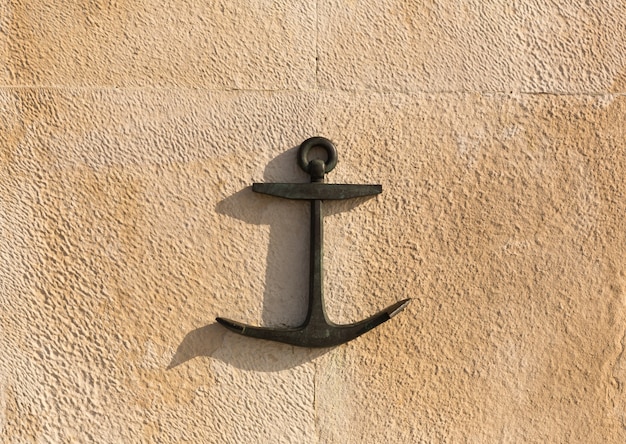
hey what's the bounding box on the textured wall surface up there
[1,1,626,443]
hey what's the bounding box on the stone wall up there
[1,1,626,442]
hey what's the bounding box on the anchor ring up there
[298,137,338,176]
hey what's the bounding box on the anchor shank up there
[307,198,329,326]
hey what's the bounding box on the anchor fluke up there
[216,137,411,348]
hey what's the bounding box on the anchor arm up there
[215,297,411,348]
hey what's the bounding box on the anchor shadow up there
[169,147,378,371]
[168,323,327,371]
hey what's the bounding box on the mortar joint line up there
[315,0,320,90]
[313,358,320,442]
[1,85,625,98]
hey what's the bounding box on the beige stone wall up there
[1,1,626,442]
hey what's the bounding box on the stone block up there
[319,0,626,93]
[3,0,316,89]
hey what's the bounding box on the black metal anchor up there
[216,137,410,347]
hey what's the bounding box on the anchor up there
[216,137,411,347]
